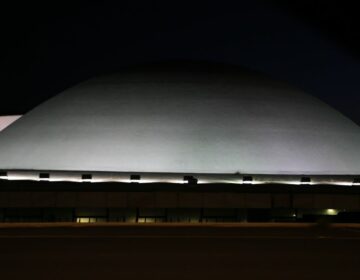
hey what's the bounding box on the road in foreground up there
[0,223,359,280]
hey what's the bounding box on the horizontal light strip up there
[0,171,358,186]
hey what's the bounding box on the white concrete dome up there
[0,63,360,176]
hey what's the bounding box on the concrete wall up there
[0,191,359,210]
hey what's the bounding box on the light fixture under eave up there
[353,178,360,186]
[130,174,141,183]
[300,177,311,185]
[0,171,7,179]
[81,174,92,182]
[183,176,198,185]
[243,176,253,184]
[39,172,50,181]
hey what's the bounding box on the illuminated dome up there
[0,62,360,177]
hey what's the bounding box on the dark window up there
[82,174,92,180]
[183,176,198,185]
[130,174,141,182]
[0,171,7,177]
[39,173,50,179]
[301,177,311,184]
[243,176,253,183]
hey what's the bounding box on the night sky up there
[2,1,360,125]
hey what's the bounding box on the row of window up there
[0,208,357,223]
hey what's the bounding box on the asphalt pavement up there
[0,223,359,280]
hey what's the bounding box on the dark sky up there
[2,0,360,125]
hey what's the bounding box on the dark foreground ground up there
[0,223,359,280]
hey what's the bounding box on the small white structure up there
[0,115,21,132]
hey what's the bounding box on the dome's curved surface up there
[0,63,359,175]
